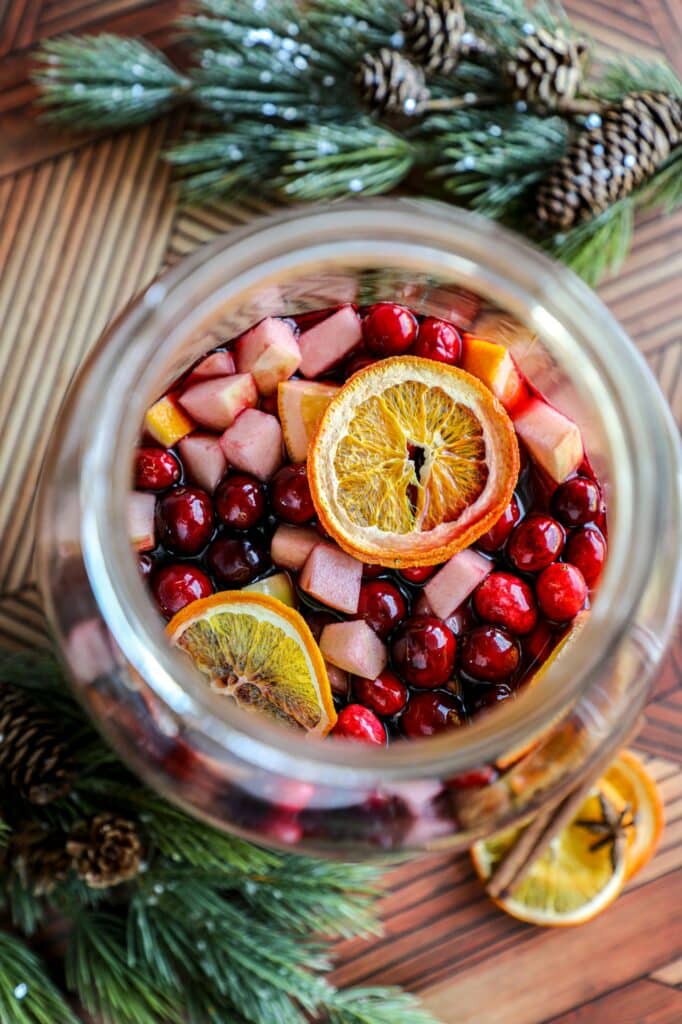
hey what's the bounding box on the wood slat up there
[548,979,682,1024]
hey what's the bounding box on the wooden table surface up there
[1,3,680,1022]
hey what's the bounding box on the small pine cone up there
[67,813,143,889]
[402,0,495,74]
[355,48,431,117]
[11,823,71,895]
[505,28,587,110]
[537,91,682,229]
[0,687,74,804]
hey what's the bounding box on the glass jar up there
[37,200,682,857]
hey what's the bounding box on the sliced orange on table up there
[599,750,664,879]
[167,592,336,736]
[308,356,520,567]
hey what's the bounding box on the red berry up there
[477,496,522,553]
[524,619,553,664]
[305,609,338,641]
[152,563,213,618]
[271,463,315,524]
[443,602,476,636]
[413,317,462,364]
[135,446,180,490]
[473,571,538,635]
[215,473,266,530]
[564,525,606,587]
[401,692,464,738]
[552,476,601,527]
[507,514,565,572]
[391,616,456,688]
[206,535,269,585]
[399,564,437,584]
[333,704,386,744]
[460,626,520,681]
[138,554,154,577]
[157,486,214,555]
[468,682,514,713]
[261,811,303,845]
[344,354,378,377]
[362,303,418,357]
[354,671,408,717]
[536,562,587,622]
[357,580,407,638]
[362,563,384,579]
[446,765,498,789]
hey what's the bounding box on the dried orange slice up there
[308,356,519,567]
[599,750,664,880]
[167,592,336,736]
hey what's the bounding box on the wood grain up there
[0,2,679,1022]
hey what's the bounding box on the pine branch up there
[594,56,682,101]
[462,0,568,53]
[325,986,441,1024]
[639,148,682,213]
[0,931,79,1024]
[305,0,406,65]
[33,35,190,128]
[166,130,279,202]
[4,872,47,936]
[545,198,634,285]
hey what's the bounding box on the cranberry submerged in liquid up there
[354,671,408,717]
[412,317,462,365]
[473,571,538,635]
[357,580,408,638]
[564,525,607,587]
[152,563,213,618]
[135,446,180,491]
[552,476,601,527]
[536,562,587,622]
[271,463,315,524]
[333,704,386,744]
[157,486,214,555]
[507,514,565,573]
[362,303,418,357]
[206,535,269,585]
[401,692,464,738]
[392,616,456,688]
[460,626,520,682]
[215,474,266,530]
[477,495,522,553]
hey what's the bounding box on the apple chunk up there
[298,304,362,379]
[128,492,156,552]
[189,350,235,380]
[278,379,340,462]
[299,542,363,614]
[179,373,257,431]
[178,432,227,493]
[219,408,283,481]
[319,621,388,679]
[513,398,584,484]
[424,549,492,619]
[271,524,320,571]
[235,317,301,395]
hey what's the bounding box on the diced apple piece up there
[513,398,584,484]
[144,395,194,447]
[190,350,235,380]
[319,620,387,679]
[299,543,363,614]
[461,334,524,410]
[235,317,301,395]
[219,408,283,481]
[278,379,340,462]
[243,572,296,608]
[179,373,257,431]
[325,661,349,697]
[271,524,320,570]
[474,310,537,352]
[298,304,362,379]
[128,492,156,552]
[178,432,227,493]
[424,549,492,619]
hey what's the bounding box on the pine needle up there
[0,933,79,1024]
[326,986,442,1024]
[595,56,682,100]
[546,198,634,285]
[462,0,568,52]
[637,149,682,213]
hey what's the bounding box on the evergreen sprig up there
[0,649,440,1024]
[31,0,682,285]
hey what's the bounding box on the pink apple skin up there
[128,491,156,551]
[299,542,363,614]
[271,524,320,570]
[424,549,492,619]
[235,317,302,395]
[513,398,583,484]
[319,620,388,679]
[219,408,283,481]
[178,432,227,493]
[188,350,235,380]
[179,374,257,431]
[298,305,363,378]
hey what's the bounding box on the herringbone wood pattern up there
[0,2,680,1021]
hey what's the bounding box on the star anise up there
[575,792,637,870]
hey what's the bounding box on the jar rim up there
[46,199,682,786]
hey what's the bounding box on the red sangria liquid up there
[131,300,606,750]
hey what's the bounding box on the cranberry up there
[552,476,601,527]
[468,682,514,713]
[446,765,498,789]
[363,563,384,579]
[507,514,565,572]
[362,303,418,357]
[271,464,315,524]
[305,609,338,641]
[391,616,456,688]
[354,671,408,717]
[477,496,522,553]
[157,486,214,555]
[401,692,464,738]
[215,474,266,530]
[333,704,386,744]
[399,565,437,584]
[444,602,476,636]
[206,535,269,585]
[344,354,377,377]
[473,572,538,635]
[262,811,303,845]
[524,619,554,664]
[357,580,407,638]
[152,563,213,618]
[564,525,606,587]
[138,554,154,577]
[135,446,180,490]
[413,317,462,365]
[536,562,587,622]
[460,626,520,682]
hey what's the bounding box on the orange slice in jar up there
[167,592,336,736]
[308,356,520,567]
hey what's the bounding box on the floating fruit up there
[512,398,583,484]
[461,334,523,409]
[179,373,257,431]
[167,592,336,736]
[278,379,340,462]
[235,316,301,396]
[298,304,363,378]
[219,408,284,481]
[178,433,227,494]
[308,356,520,567]
[144,395,194,447]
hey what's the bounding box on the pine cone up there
[355,48,431,117]
[505,28,587,110]
[0,687,74,804]
[11,823,71,895]
[537,91,682,229]
[402,0,494,75]
[67,813,143,889]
